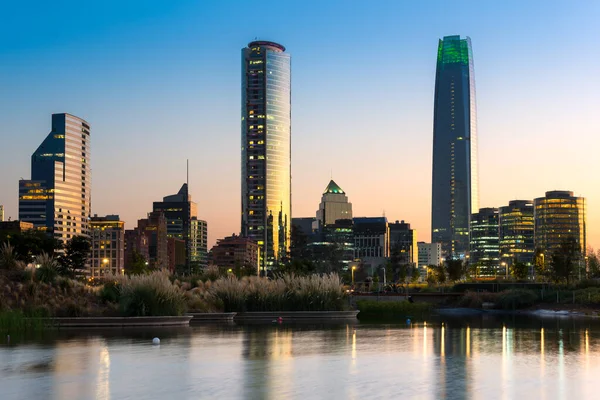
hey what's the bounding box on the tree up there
[587,247,600,279]
[534,247,548,281]
[1,230,62,263]
[549,237,580,283]
[445,259,464,282]
[0,243,26,272]
[128,250,149,275]
[410,265,420,283]
[511,260,529,281]
[435,264,447,284]
[58,236,91,279]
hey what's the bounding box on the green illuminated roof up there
[437,35,471,66]
[324,180,345,195]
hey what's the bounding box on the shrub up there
[35,253,59,284]
[99,281,121,304]
[114,272,186,316]
[495,289,538,310]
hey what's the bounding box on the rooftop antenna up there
[186,159,189,187]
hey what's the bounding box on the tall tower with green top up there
[431,35,479,259]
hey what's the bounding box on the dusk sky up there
[1,0,599,250]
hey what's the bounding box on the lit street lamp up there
[501,262,507,279]
[352,265,356,285]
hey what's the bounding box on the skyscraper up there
[431,36,479,258]
[316,180,353,229]
[0,205,4,222]
[153,183,208,273]
[19,113,91,244]
[241,40,291,270]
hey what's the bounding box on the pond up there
[1,314,600,399]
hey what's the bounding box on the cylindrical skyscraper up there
[241,41,291,271]
[431,35,479,259]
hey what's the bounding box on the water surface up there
[2,315,600,399]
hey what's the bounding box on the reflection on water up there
[2,316,600,399]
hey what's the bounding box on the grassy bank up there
[356,300,433,321]
[0,311,47,332]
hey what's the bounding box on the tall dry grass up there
[208,273,347,312]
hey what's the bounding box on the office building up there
[19,113,91,245]
[388,220,418,266]
[241,40,291,271]
[470,208,500,276]
[89,215,124,278]
[153,183,208,273]
[353,217,389,274]
[209,234,259,272]
[167,237,186,273]
[0,205,4,222]
[499,200,535,268]
[534,190,586,258]
[316,180,352,229]
[431,36,479,258]
[418,242,443,268]
[291,217,316,238]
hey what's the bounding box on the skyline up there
[1,1,599,251]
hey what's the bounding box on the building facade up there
[124,228,149,271]
[241,40,291,271]
[19,113,91,245]
[418,242,443,268]
[470,208,500,276]
[209,234,259,272]
[388,220,418,266]
[431,36,479,259]
[136,211,168,270]
[153,183,207,272]
[0,205,4,222]
[353,217,389,274]
[534,191,586,259]
[499,200,535,268]
[316,180,352,229]
[89,215,124,278]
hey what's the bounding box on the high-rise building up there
[316,180,352,229]
[470,208,500,276]
[499,200,535,268]
[534,191,586,259]
[417,242,443,268]
[89,215,124,278]
[388,220,418,266]
[190,217,208,270]
[167,237,186,273]
[19,113,91,245]
[353,217,389,274]
[153,183,207,272]
[241,40,291,271]
[431,36,479,259]
[124,228,149,271]
[0,205,4,222]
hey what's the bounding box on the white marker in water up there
[152,337,160,345]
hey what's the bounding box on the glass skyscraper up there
[431,35,479,258]
[241,41,291,270]
[19,113,91,245]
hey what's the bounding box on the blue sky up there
[1,0,599,248]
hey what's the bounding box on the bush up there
[114,272,186,316]
[356,300,433,320]
[458,291,498,308]
[99,281,121,304]
[495,289,538,310]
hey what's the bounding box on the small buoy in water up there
[406,318,411,325]
[152,337,160,345]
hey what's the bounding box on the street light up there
[501,262,507,279]
[352,265,356,285]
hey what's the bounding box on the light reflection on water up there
[2,316,600,399]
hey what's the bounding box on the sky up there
[1,0,599,250]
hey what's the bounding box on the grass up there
[356,300,433,321]
[0,310,47,332]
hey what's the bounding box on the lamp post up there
[102,258,109,278]
[352,265,356,285]
[501,262,507,280]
